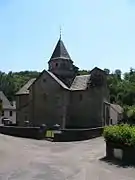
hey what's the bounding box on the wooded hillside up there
[0,68,135,109]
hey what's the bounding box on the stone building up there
[16,38,121,128]
[0,91,16,124]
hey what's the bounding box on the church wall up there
[29,71,69,128]
[16,94,29,126]
[67,86,108,128]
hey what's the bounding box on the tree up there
[78,70,89,75]
[123,105,135,124]
[104,68,110,75]
[0,70,40,101]
[114,69,122,79]
[129,67,135,76]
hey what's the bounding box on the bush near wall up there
[103,124,135,164]
[103,124,135,147]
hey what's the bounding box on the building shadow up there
[99,156,135,168]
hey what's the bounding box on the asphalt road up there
[0,134,135,180]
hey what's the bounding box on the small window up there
[2,111,4,116]
[43,79,46,83]
[43,93,47,101]
[56,63,58,67]
[79,94,83,101]
[10,111,12,117]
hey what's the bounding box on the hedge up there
[103,124,135,147]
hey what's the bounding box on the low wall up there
[0,126,46,139]
[106,141,135,165]
[0,126,103,141]
[54,127,103,142]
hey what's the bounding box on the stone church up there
[16,38,122,128]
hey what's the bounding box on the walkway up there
[0,135,135,179]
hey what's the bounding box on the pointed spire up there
[50,37,71,61]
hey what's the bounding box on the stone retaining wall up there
[0,126,46,139]
[53,127,103,142]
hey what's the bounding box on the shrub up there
[103,124,135,146]
[122,105,135,124]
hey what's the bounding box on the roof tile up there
[0,91,15,110]
[50,39,71,60]
[70,75,91,90]
[16,78,36,95]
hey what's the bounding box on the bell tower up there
[48,37,78,87]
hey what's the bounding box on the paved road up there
[0,135,135,180]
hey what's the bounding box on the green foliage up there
[103,124,135,146]
[0,71,40,101]
[106,68,135,106]
[78,70,90,75]
[122,105,135,124]
[104,68,110,75]
[126,106,135,118]
[114,69,122,79]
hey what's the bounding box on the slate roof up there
[18,70,69,94]
[16,78,36,95]
[16,73,91,94]
[90,67,105,73]
[17,67,106,93]
[50,39,71,61]
[70,75,91,90]
[104,101,123,114]
[110,104,123,114]
[47,71,69,89]
[0,91,15,110]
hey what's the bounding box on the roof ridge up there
[0,91,15,110]
[16,78,36,95]
[47,71,69,90]
[110,103,123,113]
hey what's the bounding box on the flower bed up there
[103,124,135,164]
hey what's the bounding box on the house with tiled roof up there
[110,103,123,124]
[0,91,16,124]
[16,37,121,128]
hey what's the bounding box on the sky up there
[0,0,135,73]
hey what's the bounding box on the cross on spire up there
[60,26,62,40]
